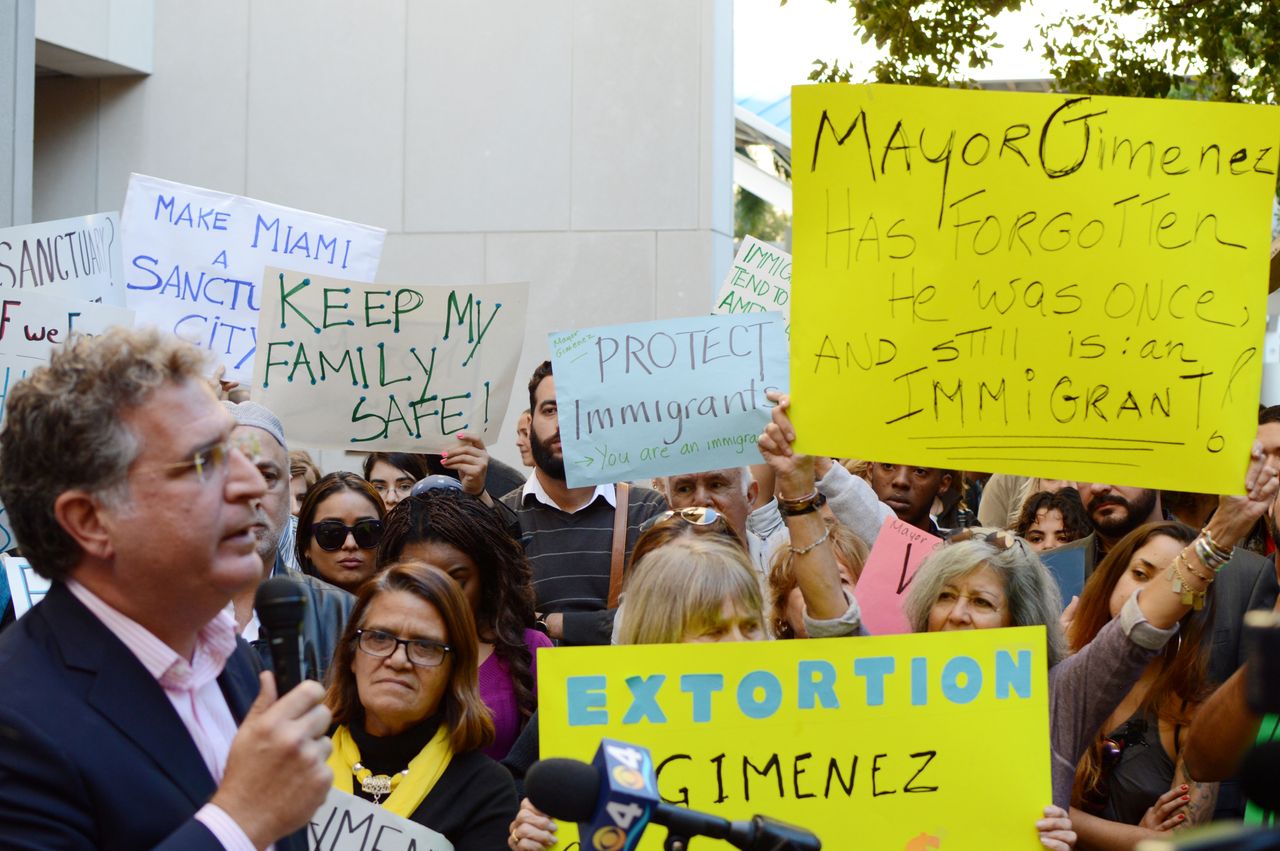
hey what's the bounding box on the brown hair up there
[1069,521,1208,808]
[289,450,321,488]
[628,512,745,571]
[325,561,494,753]
[0,327,209,579]
[768,518,869,639]
[295,471,386,579]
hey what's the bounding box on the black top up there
[347,715,519,851]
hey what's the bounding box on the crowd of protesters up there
[0,328,1276,850]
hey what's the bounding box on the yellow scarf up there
[328,724,454,819]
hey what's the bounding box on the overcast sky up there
[733,0,1095,99]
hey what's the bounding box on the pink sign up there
[853,517,942,635]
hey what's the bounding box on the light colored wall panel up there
[34,0,108,60]
[32,77,100,220]
[105,0,153,73]
[95,0,249,206]
[655,229,734,319]
[246,0,405,231]
[404,1,572,233]
[376,232,486,285]
[2,0,34,227]
[571,0,701,230]
[701,0,733,236]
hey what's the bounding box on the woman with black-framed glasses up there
[296,472,387,593]
[325,561,518,849]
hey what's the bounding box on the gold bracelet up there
[1178,550,1215,584]
[1168,556,1208,611]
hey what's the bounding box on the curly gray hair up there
[903,529,1069,666]
[0,327,210,579]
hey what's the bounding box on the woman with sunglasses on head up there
[1065,522,1218,849]
[326,560,518,849]
[297,472,387,594]
[377,489,548,761]
[757,392,1280,851]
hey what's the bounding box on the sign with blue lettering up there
[0,212,125,305]
[540,628,1052,850]
[550,313,788,487]
[121,174,385,381]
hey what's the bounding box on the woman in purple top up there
[377,489,545,760]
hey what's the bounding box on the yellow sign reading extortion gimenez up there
[790,83,1280,493]
[538,627,1051,850]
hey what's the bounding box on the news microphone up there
[254,576,309,694]
[526,741,821,850]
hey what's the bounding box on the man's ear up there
[746,478,760,506]
[939,472,954,494]
[52,490,115,562]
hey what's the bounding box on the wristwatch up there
[777,490,827,517]
[533,615,551,636]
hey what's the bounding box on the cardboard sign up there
[713,235,791,334]
[255,269,527,452]
[2,555,49,619]
[790,84,1280,493]
[308,789,453,851]
[0,212,125,305]
[121,174,385,381]
[550,313,789,487]
[854,517,943,635]
[0,292,135,554]
[540,628,1052,850]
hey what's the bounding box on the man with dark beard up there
[499,361,667,646]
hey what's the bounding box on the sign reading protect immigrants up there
[550,313,788,487]
[790,84,1280,493]
[254,268,527,453]
[539,627,1052,850]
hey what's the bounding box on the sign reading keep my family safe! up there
[539,627,1052,850]
[790,84,1280,493]
[254,268,528,452]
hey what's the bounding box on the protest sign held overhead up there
[790,84,1280,493]
[712,235,791,334]
[539,627,1052,850]
[121,174,385,382]
[0,212,125,305]
[550,313,788,487]
[255,268,527,453]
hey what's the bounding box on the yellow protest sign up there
[791,84,1280,493]
[539,627,1051,850]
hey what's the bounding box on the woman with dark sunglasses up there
[297,472,387,594]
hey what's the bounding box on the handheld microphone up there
[254,576,309,695]
[526,741,822,850]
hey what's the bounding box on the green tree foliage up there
[799,0,1280,104]
[734,187,792,246]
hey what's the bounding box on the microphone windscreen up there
[526,758,600,823]
[1240,740,1280,813]
[254,576,307,630]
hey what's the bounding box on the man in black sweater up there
[499,361,667,646]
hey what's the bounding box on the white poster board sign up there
[121,174,385,381]
[0,212,125,305]
[308,788,453,851]
[712,235,791,334]
[255,268,528,452]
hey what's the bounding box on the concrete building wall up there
[29,0,735,469]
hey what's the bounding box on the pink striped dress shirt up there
[66,580,259,851]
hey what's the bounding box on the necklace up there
[352,762,410,804]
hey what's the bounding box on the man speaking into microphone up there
[0,328,332,850]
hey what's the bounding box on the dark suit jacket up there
[0,582,306,850]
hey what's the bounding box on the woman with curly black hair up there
[377,489,548,761]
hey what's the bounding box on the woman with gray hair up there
[757,391,1280,850]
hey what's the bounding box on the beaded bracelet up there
[1194,536,1229,573]
[789,526,831,555]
